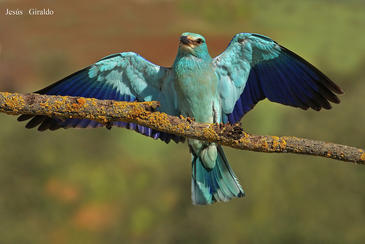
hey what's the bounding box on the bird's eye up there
[196,38,203,44]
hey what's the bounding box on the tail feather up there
[191,145,244,205]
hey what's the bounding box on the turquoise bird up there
[18,32,343,205]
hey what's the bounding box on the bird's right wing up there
[18,52,184,143]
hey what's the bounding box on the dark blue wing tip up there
[280,45,344,95]
[237,191,245,197]
[35,68,90,95]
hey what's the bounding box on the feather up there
[191,145,244,205]
[213,33,343,123]
[18,52,183,143]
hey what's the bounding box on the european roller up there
[18,32,343,205]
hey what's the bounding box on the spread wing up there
[213,33,343,124]
[18,52,184,143]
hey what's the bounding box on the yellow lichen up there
[203,126,218,140]
[260,139,269,150]
[280,138,286,149]
[77,97,86,106]
[361,153,365,161]
[238,134,250,145]
[3,94,26,113]
[176,123,186,133]
[272,136,280,148]
[97,116,108,123]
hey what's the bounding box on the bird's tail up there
[191,145,245,205]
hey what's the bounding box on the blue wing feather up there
[214,33,343,124]
[18,53,184,143]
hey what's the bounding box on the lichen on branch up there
[1,91,364,164]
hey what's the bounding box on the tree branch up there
[1,91,364,164]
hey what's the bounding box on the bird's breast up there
[173,59,220,123]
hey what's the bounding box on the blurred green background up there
[0,0,365,243]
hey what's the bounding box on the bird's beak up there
[180,36,193,46]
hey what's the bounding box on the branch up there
[1,91,364,164]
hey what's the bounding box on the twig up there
[1,91,364,164]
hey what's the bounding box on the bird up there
[18,32,343,205]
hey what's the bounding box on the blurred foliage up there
[0,0,365,243]
[179,0,253,25]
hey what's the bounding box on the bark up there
[1,91,364,164]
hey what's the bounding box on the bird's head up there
[177,32,210,59]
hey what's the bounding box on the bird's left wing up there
[18,52,184,143]
[213,33,343,124]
